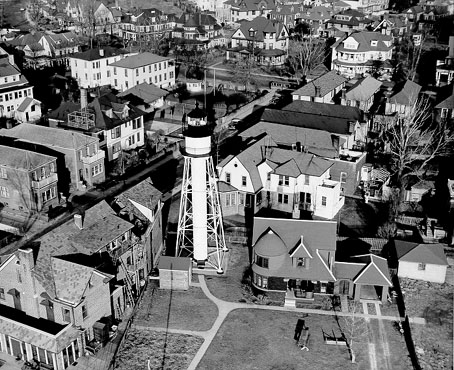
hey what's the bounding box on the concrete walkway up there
[184,275,427,370]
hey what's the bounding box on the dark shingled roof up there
[71,47,129,61]
[0,145,56,170]
[292,70,347,99]
[283,100,363,121]
[394,240,448,265]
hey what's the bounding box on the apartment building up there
[325,9,373,33]
[225,0,275,23]
[69,47,134,89]
[331,31,393,79]
[0,145,59,213]
[0,197,162,369]
[0,124,105,193]
[227,17,289,66]
[172,13,225,48]
[217,135,345,219]
[109,52,175,91]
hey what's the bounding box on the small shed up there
[158,256,192,290]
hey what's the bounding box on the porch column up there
[381,286,388,304]
[25,343,33,361]
[0,333,6,353]
[354,284,361,301]
[51,352,58,370]
[348,281,354,297]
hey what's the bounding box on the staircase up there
[340,295,349,312]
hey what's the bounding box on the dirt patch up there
[114,328,203,370]
[134,286,218,332]
[367,303,377,315]
[400,278,453,370]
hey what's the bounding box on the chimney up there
[449,36,454,58]
[18,247,35,270]
[7,53,14,66]
[341,87,347,101]
[74,214,83,229]
[315,85,321,97]
[185,13,190,22]
[80,88,87,110]
[348,121,355,134]
[99,49,104,57]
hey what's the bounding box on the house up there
[340,0,390,14]
[405,180,435,202]
[217,134,345,219]
[117,82,168,113]
[0,145,59,213]
[0,199,157,368]
[291,70,347,103]
[225,0,275,23]
[403,5,424,26]
[239,106,368,195]
[435,85,454,122]
[0,124,105,193]
[15,97,42,123]
[325,8,373,33]
[298,6,334,36]
[340,75,382,112]
[331,31,394,79]
[172,12,225,48]
[435,36,454,87]
[393,240,449,283]
[119,8,175,42]
[251,217,337,303]
[269,3,304,30]
[93,2,122,35]
[0,54,37,120]
[384,80,421,116]
[9,31,80,68]
[109,52,176,91]
[226,17,289,66]
[54,92,146,162]
[111,179,164,271]
[334,254,392,303]
[372,14,409,39]
[69,47,133,89]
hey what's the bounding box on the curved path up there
[184,275,426,370]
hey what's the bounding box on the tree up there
[292,22,310,41]
[392,35,425,82]
[377,97,454,216]
[28,0,47,30]
[286,38,326,84]
[341,301,368,363]
[231,55,260,92]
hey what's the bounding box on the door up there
[10,339,21,358]
[46,303,55,322]
[339,280,350,295]
[12,291,21,311]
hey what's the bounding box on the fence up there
[224,227,249,244]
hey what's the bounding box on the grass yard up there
[114,328,203,370]
[401,279,453,370]
[133,286,218,331]
[198,309,410,370]
[205,243,252,303]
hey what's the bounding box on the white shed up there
[158,256,192,290]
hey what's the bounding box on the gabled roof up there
[260,108,357,135]
[114,178,162,223]
[239,121,340,158]
[117,82,168,104]
[16,97,40,113]
[0,58,21,77]
[335,31,393,53]
[388,80,421,106]
[435,90,454,109]
[289,237,313,259]
[252,218,337,281]
[0,144,56,170]
[110,52,172,69]
[234,17,286,43]
[71,47,129,61]
[352,254,392,286]
[0,123,98,150]
[47,101,81,122]
[292,70,347,98]
[9,31,43,47]
[176,12,218,27]
[283,100,363,121]
[395,240,448,265]
[344,76,382,102]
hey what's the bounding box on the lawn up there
[205,242,252,303]
[133,286,218,332]
[114,328,203,370]
[401,278,453,370]
[198,309,410,370]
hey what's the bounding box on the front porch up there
[335,279,388,304]
[284,279,335,308]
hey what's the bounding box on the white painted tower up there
[176,104,228,273]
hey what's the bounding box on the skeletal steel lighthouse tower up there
[176,104,227,273]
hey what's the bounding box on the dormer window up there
[297,257,306,267]
[371,40,378,46]
[248,27,256,37]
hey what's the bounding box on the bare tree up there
[393,35,425,82]
[231,56,260,92]
[377,97,454,214]
[341,300,368,363]
[28,0,46,30]
[287,37,326,84]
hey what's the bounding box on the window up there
[278,193,283,203]
[136,69,139,76]
[17,269,22,283]
[297,257,306,267]
[82,305,88,319]
[304,175,309,185]
[0,288,3,300]
[418,263,426,271]
[62,308,71,322]
[321,196,327,206]
[266,172,271,181]
[225,173,231,184]
[170,71,174,79]
[283,194,289,204]
[225,193,236,207]
[125,69,128,77]
[242,176,247,186]
[92,163,103,177]
[256,255,269,268]
[278,175,289,186]
[0,186,9,198]
[0,167,7,179]
[238,192,245,205]
[137,132,140,142]
[340,172,347,183]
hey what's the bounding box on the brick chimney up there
[80,88,87,110]
[315,85,321,97]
